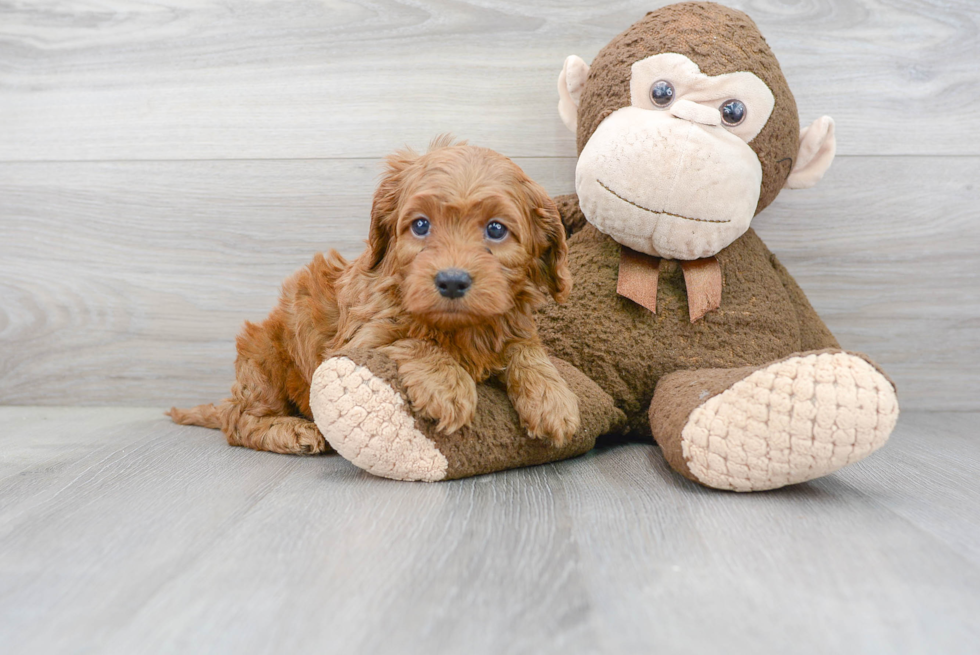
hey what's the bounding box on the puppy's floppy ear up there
[369,147,419,268]
[524,181,572,303]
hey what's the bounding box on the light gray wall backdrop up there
[1,0,978,410]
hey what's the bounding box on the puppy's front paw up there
[513,377,581,448]
[401,367,478,434]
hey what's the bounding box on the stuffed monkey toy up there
[309,1,899,490]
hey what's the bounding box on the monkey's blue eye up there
[721,99,746,126]
[485,220,508,241]
[650,80,674,107]
[411,217,430,237]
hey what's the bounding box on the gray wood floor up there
[0,408,977,654]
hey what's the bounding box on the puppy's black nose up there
[435,269,472,299]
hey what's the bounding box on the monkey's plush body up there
[537,215,841,439]
[309,2,899,490]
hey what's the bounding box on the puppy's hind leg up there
[222,410,330,456]
[227,358,331,455]
[169,400,328,455]
[176,358,330,455]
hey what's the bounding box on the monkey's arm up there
[768,251,841,352]
[553,193,588,238]
[309,349,626,481]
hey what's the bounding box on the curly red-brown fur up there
[169,138,579,453]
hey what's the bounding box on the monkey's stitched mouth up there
[597,180,731,224]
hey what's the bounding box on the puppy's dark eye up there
[410,217,430,237]
[485,220,508,242]
[721,99,746,126]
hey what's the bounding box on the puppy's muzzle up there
[435,269,472,299]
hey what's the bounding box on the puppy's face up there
[369,142,570,329]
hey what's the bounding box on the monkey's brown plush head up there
[557,2,836,260]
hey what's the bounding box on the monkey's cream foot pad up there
[680,352,899,492]
[310,356,449,482]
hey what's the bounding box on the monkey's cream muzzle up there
[576,106,763,260]
[568,52,779,260]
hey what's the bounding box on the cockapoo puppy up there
[170,138,580,454]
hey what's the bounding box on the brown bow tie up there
[617,246,722,322]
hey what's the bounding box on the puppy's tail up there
[167,403,225,430]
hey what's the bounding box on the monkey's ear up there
[368,148,418,268]
[785,116,836,190]
[557,55,590,133]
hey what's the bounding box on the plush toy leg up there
[649,349,899,492]
[310,349,625,481]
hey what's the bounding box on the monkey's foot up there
[310,352,448,481]
[309,349,623,482]
[650,350,899,492]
